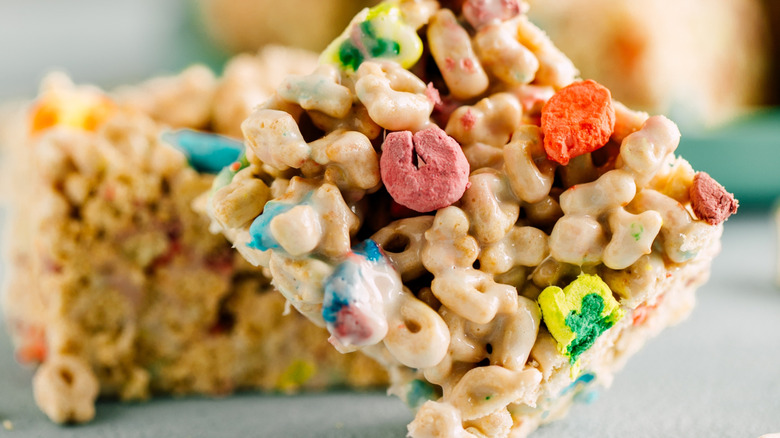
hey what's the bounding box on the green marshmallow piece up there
[210,152,249,193]
[276,359,316,390]
[320,2,422,71]
[405,379,439,410]
[538,274,624,366]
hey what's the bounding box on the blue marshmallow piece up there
[161,129,244,174]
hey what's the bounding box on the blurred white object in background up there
[1,0,774,126]
[529,0,769,124]
[526,0,770,126]
[200,0,771,126]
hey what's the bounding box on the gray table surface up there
[1,211,779,437]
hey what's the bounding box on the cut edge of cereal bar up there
[200,2,737,437]
[0,47,388,424]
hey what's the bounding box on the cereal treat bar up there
[203,1,738,437]
[0,46,387,425]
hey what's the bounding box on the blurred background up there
[0,0,779,206]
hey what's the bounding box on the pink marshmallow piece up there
[380,125,470,213]
[463,0,524,30]
[689,172,738,225]
[335,306,374,344]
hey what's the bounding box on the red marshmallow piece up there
[380,125,470,213]
[689,172,738,225]
[541,80,616,166]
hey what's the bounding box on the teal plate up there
[678,109,780,207]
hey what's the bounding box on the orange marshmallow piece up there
[30,91,114,135]
[541,80,615,165]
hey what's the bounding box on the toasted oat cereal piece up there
[33,355,99,424]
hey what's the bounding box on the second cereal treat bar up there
[201,1,738,437]
[1,46,388,425]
